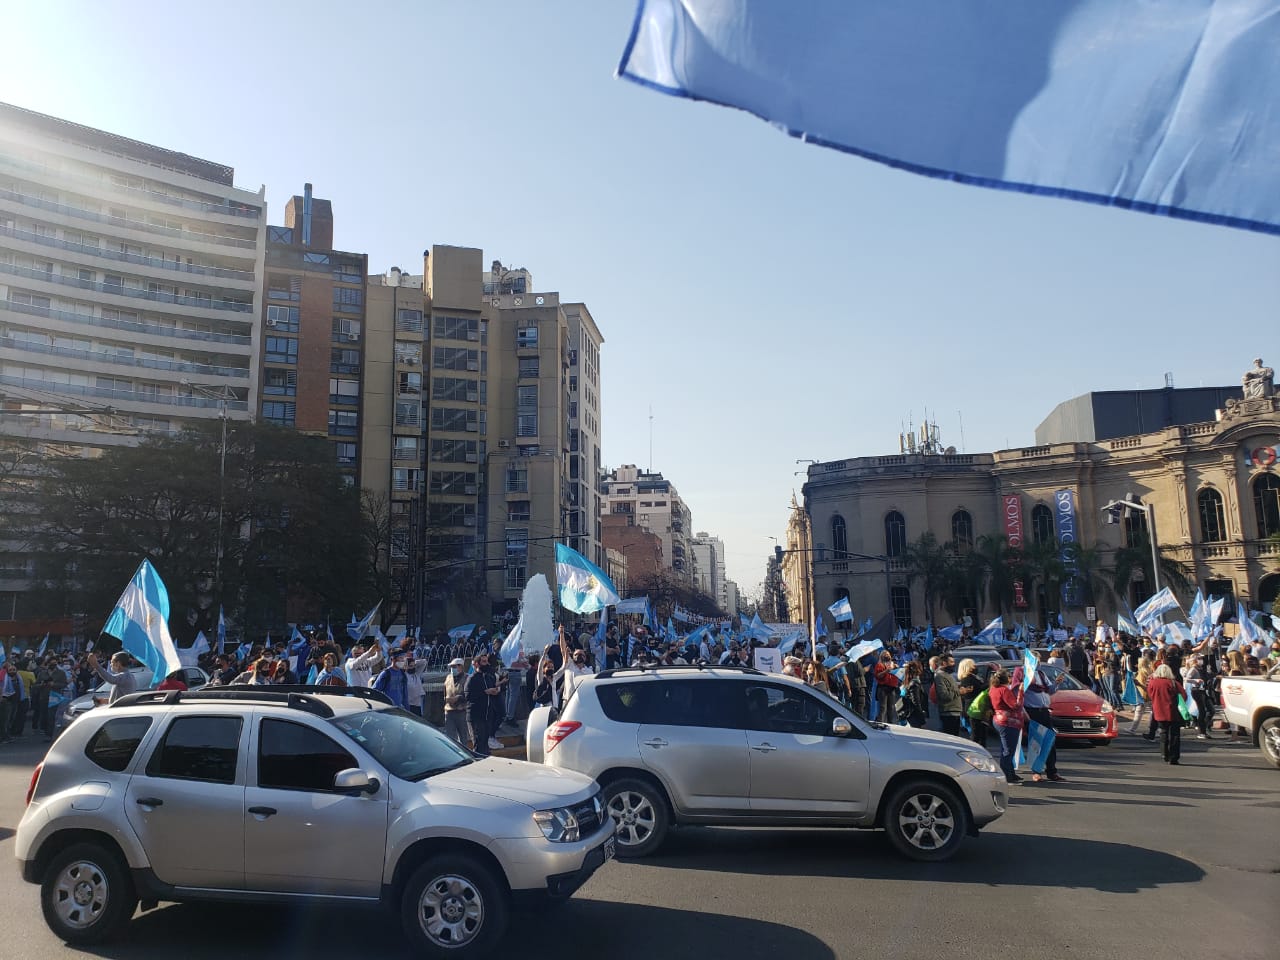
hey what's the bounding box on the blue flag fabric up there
[102,559,183,687]
[1117,611,1141,636]
[938,625,963,643]
[1134,587,1180,625]
[555,542,622,614]
[828,597,853,623]
[1024,720,1057,775]
[37,633,48,656]
[618,0,1280,237]
[921,625,934,652]
[498,615,524,668]
[976,617,1005,644]
[347,601,382,642]
[216,606,227,654]
[1121,671,1141,706]
[614,597,648,615]
[814,616,828,640]
[1021,648,1039,691]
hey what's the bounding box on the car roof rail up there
[108,684,392,719]
[593,663,763,680]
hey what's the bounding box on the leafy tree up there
[902,532,949,622]
[1107,531,1193,607]
[974,534,1019,621]
[1062,542,1116,611]
[1019,538,1065,625]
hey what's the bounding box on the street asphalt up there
[0,731,1274,960]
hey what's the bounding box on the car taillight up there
[545,721,582,754]
[25,762,43,807]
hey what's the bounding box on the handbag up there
[967,689,992,720]
[993,707,1024,730]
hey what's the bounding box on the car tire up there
[40,842,136,945]
[882,779,970,862]
[603,777,669,858]
[1259,717,1280,770]
[401,853,508,959]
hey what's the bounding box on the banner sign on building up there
[1055,489,1080,608]
[1002,494,1028,608]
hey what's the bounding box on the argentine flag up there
[102,559,183,687]
[555,542,621,614]
[827,596,853,623]
[975,617,1005,643]
[347,601,382,641]
[1134,587,1180,626]
[1117,611,1141,636]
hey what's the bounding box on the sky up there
[2,1,1277,600]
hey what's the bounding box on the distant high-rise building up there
[689,531,726,608]
[601,465,693,583]
[723,579,740,617]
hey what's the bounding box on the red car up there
[975,662,1118,744]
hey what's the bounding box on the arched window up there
[951,510,974,551]
[884,511,907,558]
[1124,509,1149,548]
[890,585,912,628]
[1031,504,1054,545]
[1255,473,1280,538]
[1197,487,1226,543]
[831,515,848,558]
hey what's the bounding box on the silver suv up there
[528,664,1007,861]
[18,686,614,957]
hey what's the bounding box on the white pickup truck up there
[1220,663,1280,769]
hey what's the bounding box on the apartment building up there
[563,302,604,566]
[689,530,727,607]
[260,185,367,481]
[0,102,266,627]
[601,465,694,583]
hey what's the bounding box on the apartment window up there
[266,305,299,332]
[328,409,358,436]
[332,317,361,341]
[430,471,474,495]
[263,368,297,396]
[262,401,296,426]
[517,414,538,438]
[265,337,297,364]
[432,377,478,401]
[333,286,363,312]
[430,438,477,462]
[505,528,529,590]
[10,291,51,309]
[393,436,421,461]
[394,401,420,427]
[329,378,359,403]
[516,326,538,348]
[393,468,421,492]
[1197,488,1226,543]
[430,502,476,527]
[268,274,300,301]
[331,348,360,373]
[335,442,357,465]
[433,347,478,371]
[332,260,362,284]
[267,226,293,244]
[394,342,421,366]
[1255,474,1280,539]
[390,524,410,559]
[303,252,330,265]
[508,500,531,522]
[951,510,974,551]
[396,309,424,333]
[518,356,539,379]
[516,385,538,409]
[398,372,422,395]
[505,467,529,493]
[433,315,479,341]
[431,407,478,432]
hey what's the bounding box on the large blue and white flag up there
[179,631,210,668]
[1229,606,1262,653]
[618,0,1280,237]
[1117,611,1141,636]
[102,559,183,686]
[827,596,853,623]
[1021,647,1039,692]
[498,614,524,668]
[1023,720,1057,775]
[814,616,828,641]
[555,543,621,614]
[938,625,963,643]
[1134,587,1180,626]
[447,624,477,642]
[845,638,883,663]
[614,596,648,615]
[37,633,49,656]
[347,601,382,641]
[975,617,1004,644]
[1209,595,1227,627]
[216,605,227,654]
[1188,590,1209,640]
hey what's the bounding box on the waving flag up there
[1188,590,1209,640]
[37,633,49,656]
[975,617,1005,644]
[1230,607,1262,653]
[216,606,227,654]
[920,625,934,652]
[1023,720,1057,775]
[347,601,382,641]
[846,638,883,663]
[0,642,6,666]
[1209,596,1227,627]
[614,596,648,615]
[555,542,621,614]
[102,559,183,687]
[498,614,524,668]
[1021,647,1039,691]
[938,624,963,643]
[1135,587,1180,626]
[617,0,1280,237]
[448,624,477,642]
[1117,611,1141,636]
[828,596,853,623]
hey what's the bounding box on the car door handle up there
[642,738,668,748]
[248,806,277,818]
[750,743,778,753]
[135,797,163,808]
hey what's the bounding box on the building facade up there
[803,374,1280,630]
[563,302,604,567]
[1036,384,1242,445]
[689,531,726,608]
[781,495,814,626]
[0,102,266,629]
[601,465,693,583]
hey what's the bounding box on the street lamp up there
[182,380,235,598]
[1102,498,1161,595]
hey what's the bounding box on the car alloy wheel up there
[52,859,109,930]
[417,873,484,949]
[897,792,956,852]
[607,789,656,848]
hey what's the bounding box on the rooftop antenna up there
[648,405,654,472]
[1164,371,1175,389]
[957,410,966,453]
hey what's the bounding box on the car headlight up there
[533,805,582,843]
[1100,702,1114,714]
[958,751,1000,774]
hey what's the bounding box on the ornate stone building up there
[802,364,1280,630]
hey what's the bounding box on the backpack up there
[967,688,993,720]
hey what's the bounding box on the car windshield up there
[1040,664,1088,692]
[331,708,475,781]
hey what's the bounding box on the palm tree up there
[902,531,949,623]
[1062,542,1116,612]
[1108,531,1194,607]
[1020,538,1065,626]
[940,546,985,624]
[974,534,1018,621]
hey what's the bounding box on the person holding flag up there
[1012,651,1067,783]
[86,651,137,705]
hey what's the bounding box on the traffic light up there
[1105,503,1123,524]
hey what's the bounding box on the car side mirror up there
[334,768,380,796]
[831,717,853,737]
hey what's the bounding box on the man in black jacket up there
[1067,640,1091,687]
[466,653,501,757]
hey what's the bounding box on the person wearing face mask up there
[403,653,425,716]
[373,652,409,709]
[442,657,470,745]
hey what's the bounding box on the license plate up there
[602,836,616,861]
[1072,719,1091,729]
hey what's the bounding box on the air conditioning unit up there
[265,317,278,327]
[466,331,479,341]
[465,453,478,462]
[463,516,476,526]
[497,440,510,448]
[466,361,479,371]
[465,392,478,402]
[464,484,477,495]
[347,333,359,341]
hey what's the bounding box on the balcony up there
[0,187,258,249]
[0,372,247,411]
[0,335,250,379]
[0,262,252,312]
[0,223,255,281]
[0,298,251,346]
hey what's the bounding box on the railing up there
[0,223,255,281]
[1019,445,1051,458]
[0,335,250,379]
[822,460,847,472]
[0,261,252,311]
[0,187,258,249]
[0,152,262,219]
[874,455,907,466]
[0,372,247,410]
[942,453,974,464]
[1110,437,1143,450]
[1197,543,1232,559]
[1180,423,1217,438]
[0,297,251,346]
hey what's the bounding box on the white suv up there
[18,686,614,957]
[528,664,1007,861]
